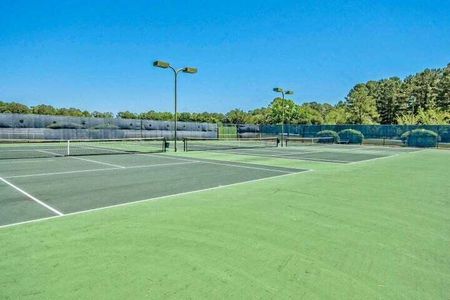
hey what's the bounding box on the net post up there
[67,140,70,156]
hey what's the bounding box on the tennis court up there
[1,139,449,299]
[183,137,421,163]
[0,151,306,227]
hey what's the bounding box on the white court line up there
[218,147,322,156]
[233,149,322,157]
[199,149,347,164]
[277,151,329,157]
[144,150,400,165]
[205,150,303,159]
[0,177,64,216]
[216,150,351,163]
[288,157,350,163]
[2,148,61,153]
[138,153,297,173]
[0,158,56,164]
[234,147,309,154]
[37,148,126,168]
[347,153,399,164]
[0,169,313,229]
[37,149,64,157]
[4,161,200,179]
[246,148,397,164]
[339,147,427,165]
[71,156,126,168]
[200,160,296,173]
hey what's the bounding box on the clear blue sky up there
[1,0,449,114]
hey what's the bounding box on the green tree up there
[139,111,173,120]
[177,112,192,122]
[224,109,249,124]
[31,104,58,115]
[117,111,138,119]
[397,108,450,125]
[0,102,30,114]
[404,68,440,111]
[436,63,450,111]
[92,111,114,118]
[247,107,270,124]
[324,107,347,124]
[57,107,89,117]
[345,84,379,124]
[376,78,408,124]
[268,98,298,124]
[293,105,324,124]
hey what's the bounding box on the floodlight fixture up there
[153,60,170,68]
[182,67,198,74]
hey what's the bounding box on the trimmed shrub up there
[338,129,364,144]
[46,122,84,129]
[407,129,438,147]
[400,131,410,144]
[316,130,339,143]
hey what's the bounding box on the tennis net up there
[285,137,334,147]
[183,137,279,151]
[0,137,167,160]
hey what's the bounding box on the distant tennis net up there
[0,137,167,159]
[285,137,334,147]
[183,137,279,151]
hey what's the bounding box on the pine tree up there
[345,84,379,124]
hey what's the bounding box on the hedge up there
[316,130,339,143]
[406,129,438,147]
[338,129,364,144]
[400,131,410,143]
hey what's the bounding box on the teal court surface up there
[1,142,420,227]
[0,153,305,227]
[184,141,422,163]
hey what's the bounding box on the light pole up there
[273,88,294,147]
[153,60,197,152]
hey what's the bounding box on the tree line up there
[1,63,449,125]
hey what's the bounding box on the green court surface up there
[0,154,304,226]
[184,142,421,163]
[0,148,449,299]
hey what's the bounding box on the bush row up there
[317,128,443,147]
[316,129,364,144]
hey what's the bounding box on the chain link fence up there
[0,113,217,140]
[258,124,450,141]
[2,114,448,146]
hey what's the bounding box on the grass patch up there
[0,150,449,298]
